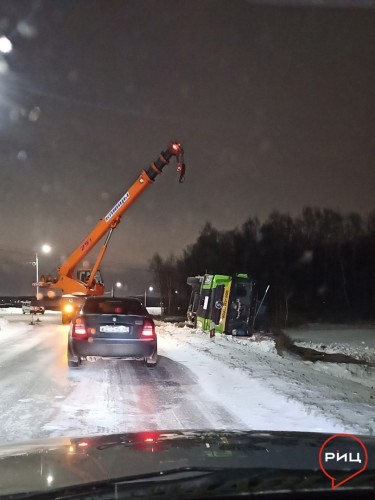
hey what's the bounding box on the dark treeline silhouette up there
[149,207,375,326]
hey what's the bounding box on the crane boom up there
[39,141,185,297]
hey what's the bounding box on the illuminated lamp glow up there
[0,36,12,54]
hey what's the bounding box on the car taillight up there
[141,321,155,338]
[72,318,88,339]
[134,432,161,452]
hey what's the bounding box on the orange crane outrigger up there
[38,141,185,321]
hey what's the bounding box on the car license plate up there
[100,325,130,333]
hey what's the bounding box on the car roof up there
[84,296,143,303]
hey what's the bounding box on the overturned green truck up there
[186,274,269,336]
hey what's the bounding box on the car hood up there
[0,430,374,496]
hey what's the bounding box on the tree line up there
[149,207,375,326]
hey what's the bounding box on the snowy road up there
[0,310,374,445]
[0,312,241,444]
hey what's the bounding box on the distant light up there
[42,244,52,254]
[17,20,37,39]
[0,36,12,54]
[28,106,41,122]
[149,286,153,292]
[116,282,122,288]
[17,150,27,161]
[46,475,53,485]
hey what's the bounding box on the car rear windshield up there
[82,299,146,316]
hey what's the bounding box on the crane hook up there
[169,141,186,183]
[177,159,186,183]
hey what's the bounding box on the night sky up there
[0,0,375,295]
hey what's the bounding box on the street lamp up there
[41,244,52,254]
[144,286,153,308]
[0,36,12,54]
[32,244,51,299]
[111,281,122,297]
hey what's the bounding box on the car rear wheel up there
[145,352,158,367]
[68,356,81,368]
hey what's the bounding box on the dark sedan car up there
[67,297,157,368]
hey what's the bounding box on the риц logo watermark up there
[319,434,368,489]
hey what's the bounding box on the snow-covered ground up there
[0,310,374,444]
[157,323,375,435]
[286,323,375,348]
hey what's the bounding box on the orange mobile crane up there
[37,141,185,323]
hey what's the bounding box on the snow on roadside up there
[0,316,22,343]
[293,339,374,363]
[157,323,375,386]
[156,323,375,435]
[291,339,375,389]
[157,324,342,434]
[286,324,375,348]
[0,314,42,362]
[0,307,23,315]
[0,317,8,332]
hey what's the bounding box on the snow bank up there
[0,307,23,315]
[157,323,375,435]
[286,324,375,348]
[157,325,342,433]
[291,340,375,388]
[294,339,374,363]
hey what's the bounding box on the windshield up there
[0,0,374,496]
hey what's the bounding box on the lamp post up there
[144,286,153,308]
[35,253,39,299]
